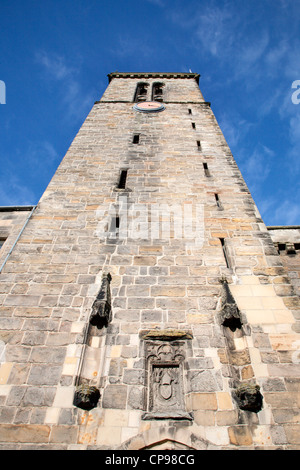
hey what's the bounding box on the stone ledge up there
[107,72,200,83]
[142,411,194,421]
[139,329,193,341]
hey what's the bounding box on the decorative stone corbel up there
[219,278,242,331]
[73,384,100,410]
[90,273,112,328]
[235,383,263,413]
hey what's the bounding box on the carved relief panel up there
[142,339,193,420]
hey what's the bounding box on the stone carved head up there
[235,383,263,413]
[73,384,100,410]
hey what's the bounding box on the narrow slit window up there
[197,140,201,150]
[133,134,140,144]
[192,122,196,129]
[110,216,120,234]
[203,162,210,177]
[188,108,192,114]
[215,193,223,210]
[220,238,230,268]
[117,170,128,189]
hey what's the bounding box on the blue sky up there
[0,0,299,226]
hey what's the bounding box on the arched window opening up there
[134,82,149,102]
[152,82,164,102]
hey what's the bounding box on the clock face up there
[133,101,165,113]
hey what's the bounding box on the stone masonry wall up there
[0,208,34,270]
[268,227,300,297]
[0,74,299,449]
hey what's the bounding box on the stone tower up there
[0,72,299,450]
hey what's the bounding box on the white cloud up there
[35,51,76,80]
[35,51,93,121]
[218,112,254,150]
[238,144,275,207]
[25,140,59,174]
[265,40,289,75]
[110,35,154,59]
[0,176,36,206]
[233,32,270,84]
[243,147,271,183]
[274,199,300,225]
[0,138,60,206]
[193,5,237,57]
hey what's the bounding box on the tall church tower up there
[0,72,299,450]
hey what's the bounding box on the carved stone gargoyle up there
[235,383,263,413]
[90,273,112,328]
[73,384,100,410]
[219,278,242,331]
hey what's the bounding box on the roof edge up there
[108,72,200,84]
[267,226,300,230]
[0,205,35,212]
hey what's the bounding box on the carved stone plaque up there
[142,340,193,420]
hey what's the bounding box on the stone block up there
[102,385,127,409]
[127,297,155,309]
[126,285,150,297]
[283,425,300,445]
[228,425,253,446]
[128,387,144,410]
[193,410,215,426]
[216,410,238,426]
[272,409,300,424]
[50,425,78,443]
[0,363,13,385]
[0,424,50,443]
[133,256,157,266]
[217,392,234,410]
[27,365,62,386]
[270,425,287,445]
[123,369,145,385]
[4,295,41,307]
[188,392,218,410]
[151,286,186,297]
[29,347,66,364]
[121,346,138,358]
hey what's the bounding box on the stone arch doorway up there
[141,439,195,450]
[117,426,211,451]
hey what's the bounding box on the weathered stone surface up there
[128,387,144,410]
[50,425,78,444]
[0,72,299,449]
[228,425,253,446]
[27,365,62,385]
[0,424,50,443]
[102,385,127,409]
